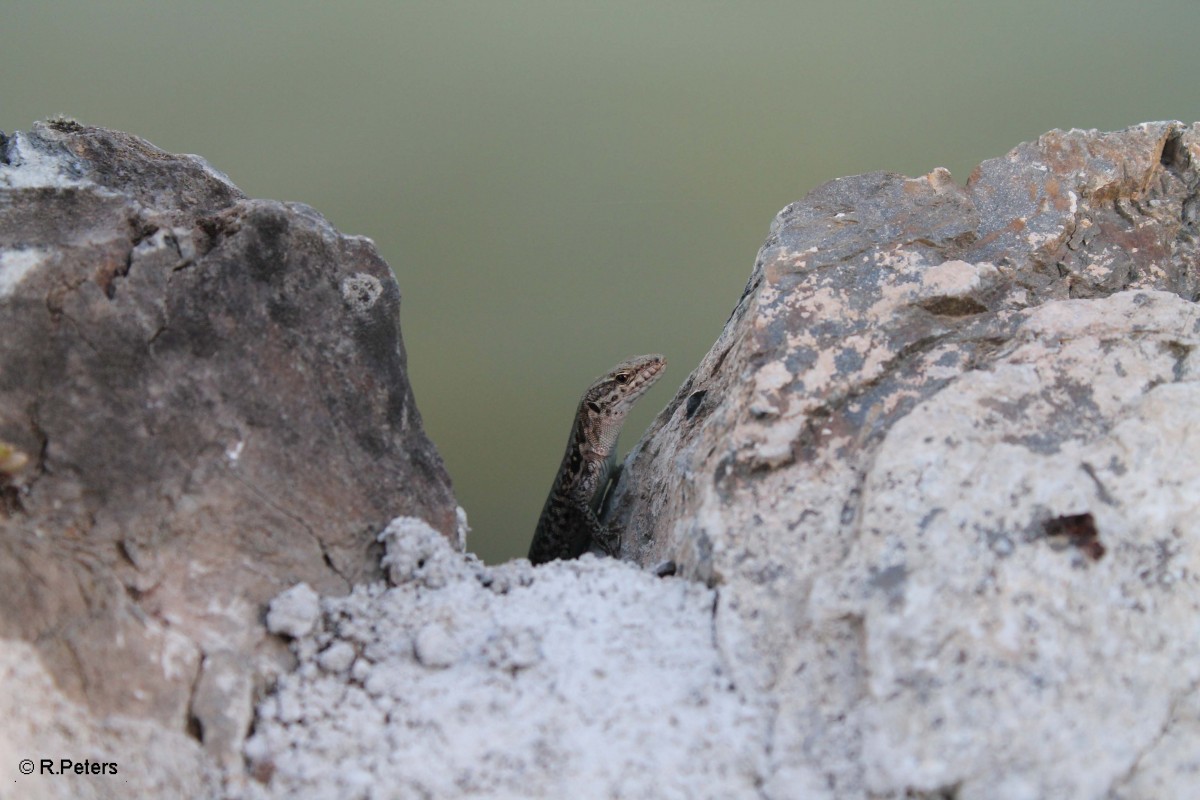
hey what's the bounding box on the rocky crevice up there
[4,119,1199,799]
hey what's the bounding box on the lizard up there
[527,353,666,565]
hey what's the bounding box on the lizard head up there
[580,354,667,444]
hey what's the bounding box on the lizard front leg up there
[591,462,626,557]
[597,462,624,520]
[585,505,623,558]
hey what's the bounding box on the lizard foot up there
[592,525,622,558]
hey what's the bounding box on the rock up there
[7,117,1198,798]
[316,641,356,673]
[602,122,1200,797]
[265,583,321,639]
[243,524,765,800]
[379,514,481,589]
[190,649,256,771]
[0,120,457,774]
[412,622,463,668]
[0,639,220,799]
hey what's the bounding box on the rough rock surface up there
[602,121,1200,797]
[241,519,764,800]
[0,120,457,779]
[5,120,1198,799]
[0,640,220,800]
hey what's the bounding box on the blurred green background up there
[4,2,1197,563]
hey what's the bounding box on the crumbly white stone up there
[240,523,766,799]
[265,584,321,639]
[316,642,356,674]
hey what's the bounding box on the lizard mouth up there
[628,356,666,394]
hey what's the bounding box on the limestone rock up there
[241,523,765,800]
[6,117,1198,799]
[0,120,457,769]
[0,639,220,799]
[605,122,1200,798]
[265,584,321,639]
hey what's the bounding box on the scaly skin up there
[527,354,666,565]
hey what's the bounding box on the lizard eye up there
[615,373,629,384]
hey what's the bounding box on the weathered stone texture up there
[607,122,1200,798]
[0,639,221,800]
[241,520,765,800]
[4,118,1198,799]
[0,120,457,774]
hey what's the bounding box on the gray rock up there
[603,122,1200,797]
[0,639,221,800]
[7,117,1199,799]
[190,649,256,771]
[240,124,1200,800]
[0,120,457,777]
